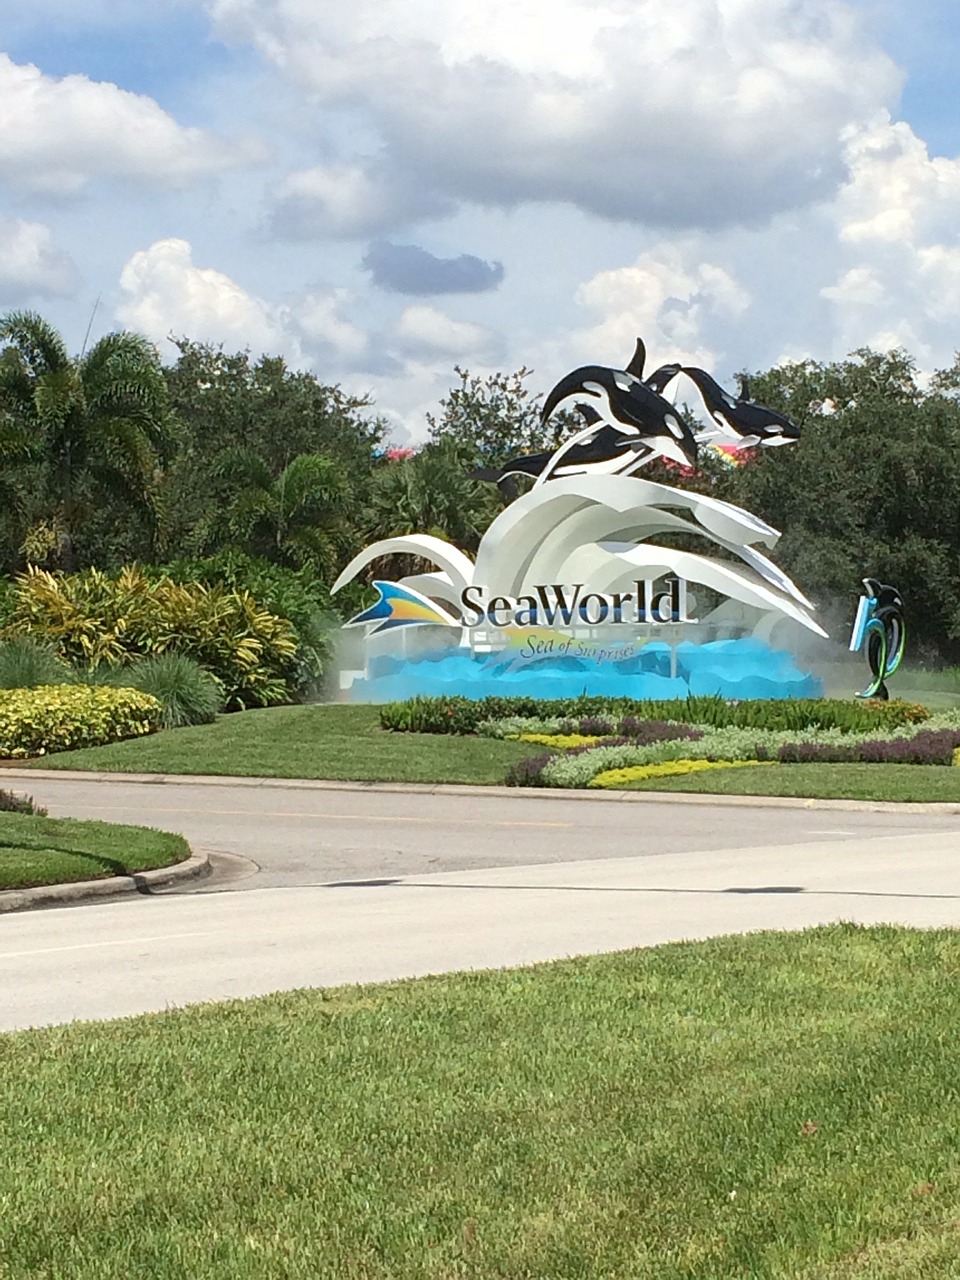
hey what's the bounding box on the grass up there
[621,763,960,803]
[1,925,960,1277]
[26,703,538,784]
[19,703,960,801]
[0,811,189,890]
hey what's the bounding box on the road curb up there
[4,768,960,815]
[0,847,212,915]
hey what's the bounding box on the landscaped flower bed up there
[589,759,776,789]
[380,694,928,736]
[379,693,960,790]
[504,714,960,788]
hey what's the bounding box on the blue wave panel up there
[346,638,824,703]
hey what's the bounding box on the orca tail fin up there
[625,337,646,380]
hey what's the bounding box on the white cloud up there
[817,116,960,360]
[288,290,369,362]
[394,305,498,360]
[211,0,901,235]
[269,162,449,240]
[117,238,286,354]
[0,217,80,299]
[569,243,750,371]
[0,53,259,196]
[115,237,371,373]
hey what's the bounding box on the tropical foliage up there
[98,654,224,730]
[1,314,959,671]
[2,567,298,709]
[0,311,174,570]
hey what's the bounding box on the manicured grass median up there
[2,925,960,1277]
[0,812,189,890]
[624,762,960,803]
[27,703,538,784]
[27,703,960,801]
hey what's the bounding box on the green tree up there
[159,340,383,559]
[426,366,575,469]
[368,438,498,549]
[0,311,174,570]
[218,450,359,578]
[727,349,960,661]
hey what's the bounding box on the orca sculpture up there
[668,366,800,448]
[474,338,800,489]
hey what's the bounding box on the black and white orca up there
[474,418,655,488]
[665,366,799,448]
[539,364,700,470]
[472,338,799,491]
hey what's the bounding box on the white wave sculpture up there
[334,340,827,703]
[332,472,826,643]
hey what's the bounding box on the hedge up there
[380,694,929,736]
[0,685,161,758]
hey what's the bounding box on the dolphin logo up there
[849,578,905,700]
[345,581,461,634]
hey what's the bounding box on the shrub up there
[158,553,336,697]
[0,685,161,758]
[102,653,224,729]
[3,566,298,710]
[517,732,608,748]
[0,637,73,689]
[613,719,704,745]
[381,694,926,736]
[0,788,46,816]
[504,754,554,787]
[589,759,775,789]
[778,729,960,766]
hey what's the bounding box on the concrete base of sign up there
[344,636,823,703]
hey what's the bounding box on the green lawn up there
[28,703,537,784]
[0,811,189,890]
[2,925,959,1278]
[24,703,960,802]
[623,763,960,803]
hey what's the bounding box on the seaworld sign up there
[345,577,694,635]
[461,579,693,628]
[331,337,830,701]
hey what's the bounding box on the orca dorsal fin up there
[737,373,752,402]
[625,337,646,380]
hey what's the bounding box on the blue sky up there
[2,0,960,441]
[855,0,960,154]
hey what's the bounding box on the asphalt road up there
[10,774,960,886]
[1,774,958,1031]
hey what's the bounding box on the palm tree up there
[368,437,498,551]
[0,311,174,569]
[218,449,359,578]
[364,437,500,581]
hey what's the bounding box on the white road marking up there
[0,931,213,961]
[34,802,572,829]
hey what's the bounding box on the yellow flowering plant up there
[0,685,161,758]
